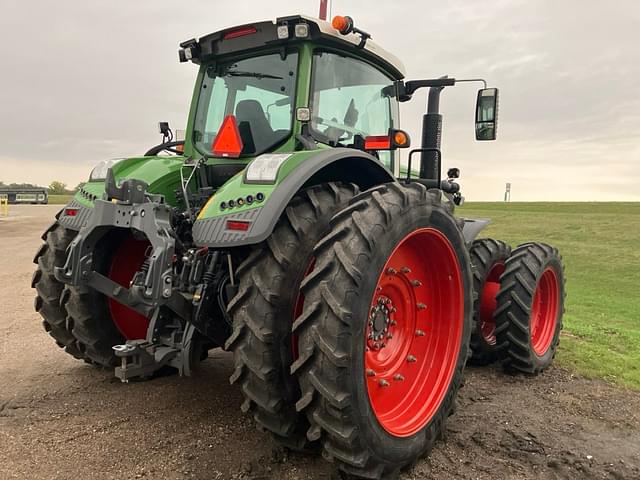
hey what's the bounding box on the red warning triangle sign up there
[211,115,244,158]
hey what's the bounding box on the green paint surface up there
[72,156,185,208]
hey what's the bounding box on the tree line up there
[0,181,84,195]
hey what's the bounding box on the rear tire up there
[494,242,565,374]
[293,184,473,479]
[225,182,358,451]
[468,238,511,365]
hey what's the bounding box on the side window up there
[310,52,398,170]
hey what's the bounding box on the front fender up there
[58,156,185,231]
[462,218,492,244]
[192,148,395,248]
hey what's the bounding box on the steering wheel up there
[144,140,185,156]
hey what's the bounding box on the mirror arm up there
[455,78,488,89]
[398,77,456,101]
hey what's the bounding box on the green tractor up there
[33,14,565,479]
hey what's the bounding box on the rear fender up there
[192,148,395,248]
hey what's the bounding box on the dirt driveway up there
[1,205,639,480]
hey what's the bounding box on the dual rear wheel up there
[230,183,565,479]
[469,238,565,373]
[226,182,359,451]
[229,181,473,478]
[292,183,472,478]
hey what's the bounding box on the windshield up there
[310,51,397,149]
[193,51,299,157]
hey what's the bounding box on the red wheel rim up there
[107,236,151,340]
[530,267,560,356]
[478,262,505,345]
[365,228,464,437]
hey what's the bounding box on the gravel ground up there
[1,205,639,480]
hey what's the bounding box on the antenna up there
[319,0,328,20]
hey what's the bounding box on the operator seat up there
[236,100,278,155]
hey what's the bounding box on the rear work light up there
[223,26,257,40]
[63,208,79,217]
[226,220,251,232]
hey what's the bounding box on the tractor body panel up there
[192,148,394,247]
[59,156,185,230]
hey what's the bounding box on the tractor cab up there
[181,15,407,182]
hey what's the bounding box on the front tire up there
[293,183,473,479]
[468,238,511,365]
[225,182,358,451]
[494,242,565,374]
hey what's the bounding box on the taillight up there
[64,208,79,217]
[223,26,257,40]
[364,130,411,151]
[226,220,251,232]
[364,135,391,150]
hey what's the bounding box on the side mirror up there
[158,121,173,143]
[475,88,499,141]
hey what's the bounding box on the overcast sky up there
[1,0,639,200]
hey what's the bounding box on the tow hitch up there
[112,314,201,382]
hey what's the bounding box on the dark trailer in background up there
[0,187,48,204]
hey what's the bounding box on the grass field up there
[459,202,640,390]
[48,194,73,204]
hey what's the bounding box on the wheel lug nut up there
[386,267,397,275]
[378,379,390,387]
[393,374,405,381]
[390,307,397,313]
[415,329,425,337]
[407,354,417,363]
[401,267,411,274]
[417,303,426,310]
[385,298,391,305]
[387,333,393,339]
[390,320,397,326]
[366,369,376,377]
[411,279,422,287]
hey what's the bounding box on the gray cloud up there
[1,0,638,200]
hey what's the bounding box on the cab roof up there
[180,15,406,80]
